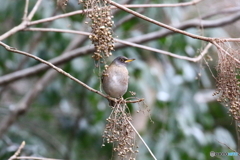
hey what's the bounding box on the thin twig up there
[29,10,84,26]
[23,0,29,20]
[28,12,240,42]
[15,157,63,160]
[212,41,240,64]
[0,0,43,41]
[127,119,157,160]
[1,12,240,85]
[9,141,25,160]
[116,39,212,62]
[217,139,238,153]
[202,7,240,19]
[121,0,203,8]
[109,0,212,42]
[27,0,42,20]
[29,0,202,26]
[25,27,212,62]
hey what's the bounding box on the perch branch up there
[0,41,143,104]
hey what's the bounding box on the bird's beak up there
[125,59,135,63]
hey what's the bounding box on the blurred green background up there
[0,0,239,160]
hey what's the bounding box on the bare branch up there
[121,0,203,8]
[28,27,208,62]
[29,0,203,27]
[202,7,240,19]
[217,139,238,153]
[109,0,212,42]
[0,42,103,97]
[25,27,91,36]
[1,1,240,42]
[29,10,84,26]
[0,0,43,41]
[0,44,94,85]
[0,41,143,138]
[26,27,212,62]
[16,157,62,160]
[9,141,25,160]
[0,22,28,41]
[212,41,240,64]
[0,41,143,104]
[23,0,29,20]
[116,39,212,62]
[0,10,239,85]
[27,0,42,20]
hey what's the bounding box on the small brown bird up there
[102,56,135,106]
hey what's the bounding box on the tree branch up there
[109,0,212,42]
[120,0,203,8]
[0,41,144,138]
[0,0,42,41]
[212,41,240,64]
[0,41,143,104]
[29,0,203,26]
[23,0,29,20]
[25,27,212,62]
[27,0,42,20]
[0,11,240,85]
[202,7,240,19]
[9,141,25,160]
[15,156,62,160]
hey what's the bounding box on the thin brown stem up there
[15,157,62,160]
[109,0,212,42]
[27,0,42,20]
[0,0,42,41]
[25,27,212,62]
[212,41,240,64]
[23,0,29,20]
[120,0,203,8]
[9,141,26,160]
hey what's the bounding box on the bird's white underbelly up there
[106,74,128,98]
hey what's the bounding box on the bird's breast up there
[102,66,129,98]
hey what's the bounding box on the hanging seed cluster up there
[102,103,138,159]
[214,46,240,127]
[79,0,114,61]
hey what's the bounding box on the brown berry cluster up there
[79,0,114,61]
[102,102,138,159]
[214,46,240,127]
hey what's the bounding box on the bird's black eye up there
[120,58,125,63]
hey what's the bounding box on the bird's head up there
[112,56,135,66]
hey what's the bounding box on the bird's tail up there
[108,100,116,107]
